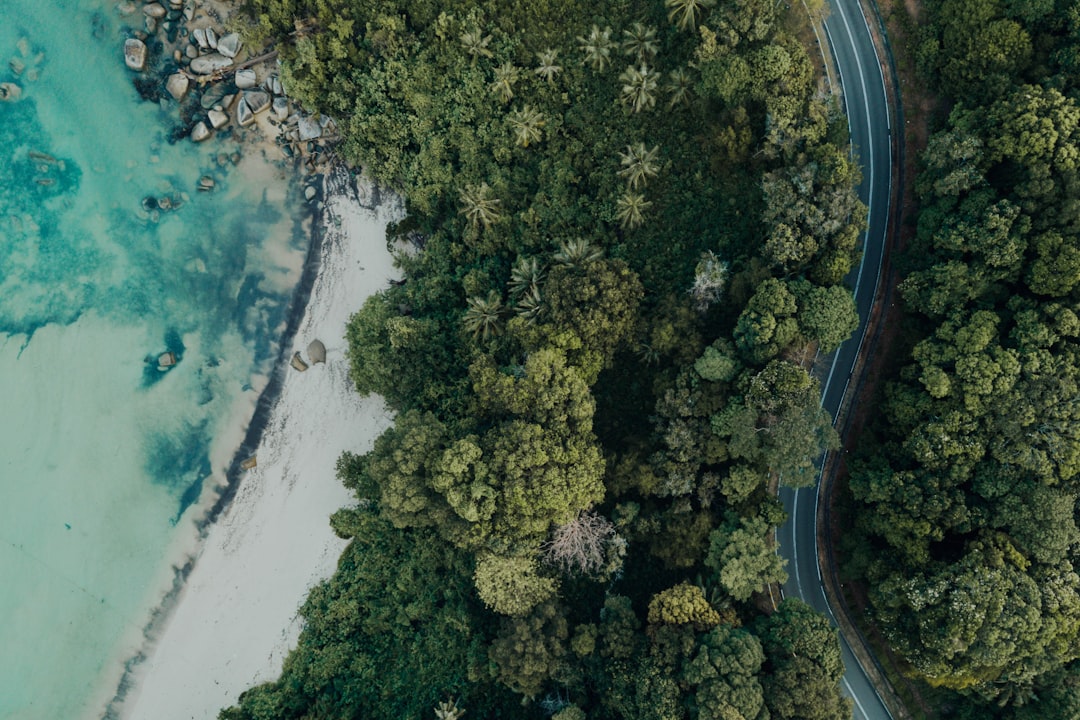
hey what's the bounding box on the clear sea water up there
[0,2,306,717]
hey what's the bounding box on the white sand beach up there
[117,176,400,720]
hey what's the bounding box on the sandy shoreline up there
[105,168,401,720]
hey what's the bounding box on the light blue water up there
[0,2,306,717]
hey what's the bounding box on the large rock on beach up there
[205,27,218,50]
[192,27,208,49]
[307,340,326,364]
[234,68,257,89]
[207,108,228,129]
[123,38,147,71]
[143,2,167,18]
[243,90,271,114]
[272,96,289,121]
[190,53,232,75]
[190,121,211,142]
[298,115,322,141]
[165,72,189,101]
[217,33,242,59]
[236,97,254,127]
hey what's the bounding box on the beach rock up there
[236,97,254,127]
[123,38,147,71]
[234,68,256,89]
[192,27,207,49]
[190,121,211,142]
[271,96,288,121]
[185,43,198,59]
[307,339,326,364]
[297,115,322,141]
[207,108,228,129]
[290,352,309,372]
[165,72,189,101]
[0,82,22,102]
[265,75,283,96]
[205,27,218,50]
[200,83,226,109]
[244,89,271,114]
[304,185,317,202]
[216,33,241,59]
[190,53,232,75]
[220,93,236,110]
[143,2,166,18]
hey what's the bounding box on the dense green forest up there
[841,0,1080,715]
[221,0,864,717]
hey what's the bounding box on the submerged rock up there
[123,38,147,71]
[165,72,188,101]
[0,82,22,102]
[190,121,211,142]
[234,68,256,89]
[190,53,232,75]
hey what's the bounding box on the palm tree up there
[508,256,547,297]
[665,0,716,31]
[619,64,658,113]
[434,698,465,720]
[459,183,502,229]
[534,48,562,82]
[554,238,604,267]
[490,62,520,103]
[617,142,661,189]
[514,285,544,322]
[621,22,659,63]
[577,25,615,71]
[507,105,546,147]
[460,29,493,63]
[616,191,652,229]
[666,67,694,108]
[462,291,505,341]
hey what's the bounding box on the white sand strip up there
[119,179,400,720]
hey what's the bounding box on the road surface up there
[775,0,894,716]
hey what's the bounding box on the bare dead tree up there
[542,509,616,577]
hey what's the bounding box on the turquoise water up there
[0,2,306,717]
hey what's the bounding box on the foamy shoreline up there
[106,170,401,720]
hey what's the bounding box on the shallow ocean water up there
[0,2,305,717]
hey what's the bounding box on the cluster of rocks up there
[4,37,43,102]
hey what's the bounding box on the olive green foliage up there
[225,0,863,715]
[845,0,1080,712]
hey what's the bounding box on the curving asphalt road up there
[775,0,894,717]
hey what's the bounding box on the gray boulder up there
[243,89,271,114]
[271,96,289,121]
[165,72,189,101]
[190,53,232,75]
[190,121,211,142]
[298,116,322,141]
[234,68,257,89]
[216,33,241,59]
[192,27,208,49]
[123,38,147,71]
[143,2,166,18]
[205,27,218,50]
[207,108,229,129]
[236,97,254,126]
[307,339,326,364]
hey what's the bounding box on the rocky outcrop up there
[123,38,147,71]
